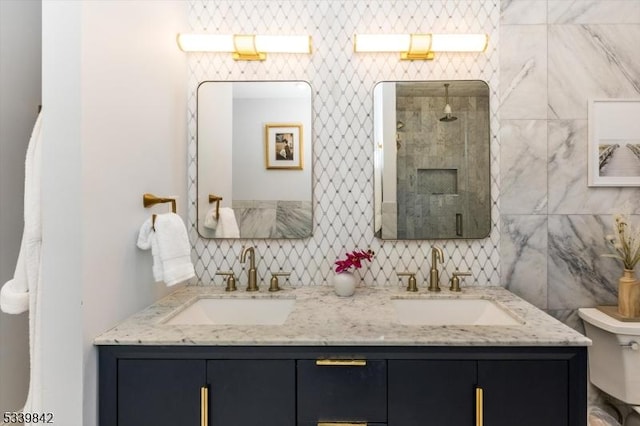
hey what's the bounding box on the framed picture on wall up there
[588,99,640,186]
[265,123,303,170]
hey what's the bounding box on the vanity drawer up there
[297,359,387,424]
[300,423,386,426]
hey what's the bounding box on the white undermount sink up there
[163,297,295,325]
[392,298,524,326]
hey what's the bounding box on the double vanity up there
[95,285,590,425]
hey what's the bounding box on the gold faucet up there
[241,246,258,292]
[428,246,444,292]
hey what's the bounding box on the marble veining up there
[501,215,548,309]
[548,25,640,119]
[548,1,640,25]
[500,120,547,214]
[547,215,618,310]
[499,25,547,120]
[500,0,547,25]
[94,286,590,347]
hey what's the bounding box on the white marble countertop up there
[94,285,591,347]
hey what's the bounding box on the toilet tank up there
[579,308,640,405]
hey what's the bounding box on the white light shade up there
[431,34,488,52]
[176,33,312,54]
[255,35,312,53]
[177,34,234,52]
[354,34,411,52]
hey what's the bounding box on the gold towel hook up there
[143,193,177,230]
[208,194,223,220]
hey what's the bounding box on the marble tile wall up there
[499,0,640,326]
[232,200,312,239]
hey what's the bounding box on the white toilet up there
[579,308,640,426]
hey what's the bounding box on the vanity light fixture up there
[353,33,488,60]
[176,34,312,60]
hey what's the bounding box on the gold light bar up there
[176,34,312,60]
[354,33,488,60]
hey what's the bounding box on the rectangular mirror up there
[197,81,313,239]
[374,80,490,239]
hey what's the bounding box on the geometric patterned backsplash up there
[186,0,501,287]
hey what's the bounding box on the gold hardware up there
[143,193,177,231]
[449,271,471,292]
[397,272,418,292]
[269,272,291,292]
[400,34,434,60]
[476,387,483,426]
[241,246,258,291]
[318,423,367,426]
[315,359,367,366]
[233,34,266,61]
[143,193,177,212]
[209,194,223,220]
[215,271,237,292]
[200,386,208,426]
[428,246,444,292]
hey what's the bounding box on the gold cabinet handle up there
[318,423,367,426]
[315,359,367,366]
[476,387,483,426]
[201,386,208,426]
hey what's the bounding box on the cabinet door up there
[478,360,568,426]
[388,360,477,426]
[207,360,295,426]
[297,359,387,424]
[118,359,206,426]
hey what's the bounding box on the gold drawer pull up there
[315,359,367,366]
[200,386,208,426]
[476,387,483,426]
[318,423,367,426]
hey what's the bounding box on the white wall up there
[0,0,41,416]
[232,98,312,201]
[197,83,233,237]
[41,2,187,425]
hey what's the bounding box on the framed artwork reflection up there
[265,123,303,170]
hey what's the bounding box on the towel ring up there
[143,193,177,230]
[209,194,223,220]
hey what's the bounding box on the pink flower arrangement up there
[334,249,375,273]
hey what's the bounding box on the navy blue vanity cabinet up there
[389,360,478,425]
[115,359,206,426]
[388,349,585,426]
[99,347,296,426]
[297,359,387,425]
[477,360,569,426]
[99,346,586,426]
[206,360,295,425]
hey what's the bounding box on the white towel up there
[0,112,44,419]
[216,207,240,238]
[137,213,195,286]
[136,218,163,282]
[203,207,218,230]
[1,113,42,314]
[204,207,240,238]
[0,279,29,314]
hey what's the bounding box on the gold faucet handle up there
[449,271,471,292]
[269,272,291,292]
[398,272,418,292]
[215,271,237,292]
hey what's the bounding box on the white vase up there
[332,271,357,297]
